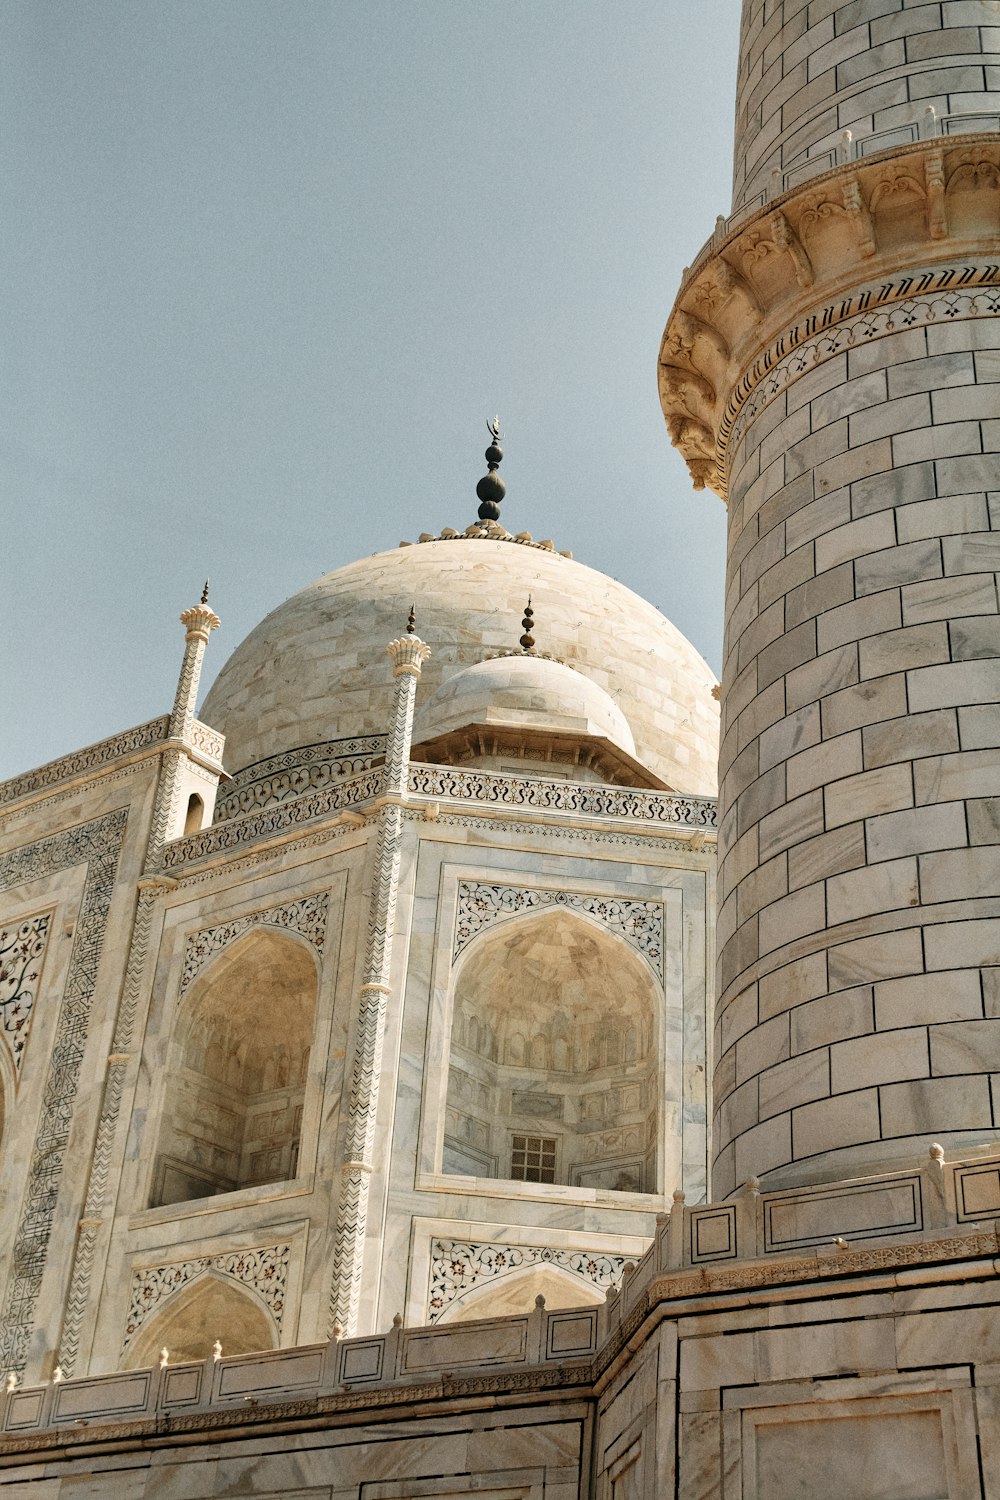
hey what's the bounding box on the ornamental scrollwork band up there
[180,892,329,994]
[454,882,664,981]
[122,1244,290,1353]
[428,1239,624,1322]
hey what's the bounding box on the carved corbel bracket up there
[843,174,877,258]
[658,364,716,413]
[771,210,813,288]
[673,308,729,364]
[713,257,764,323]
[926,148,948,240]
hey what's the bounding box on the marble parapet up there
[690,109,1000,275]
[0,717,171,810]
[213,735,387,820]
[160,765,718,871]
[0,715,226,816]
[4,1145,999,1454]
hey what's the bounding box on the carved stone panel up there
[428,1239,623,1322]
[179,892,329,995]
[122,1243,290,1353]
[454,882,664,981]
[0,911,52,1077]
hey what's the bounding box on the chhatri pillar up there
[661,0,1000,1195]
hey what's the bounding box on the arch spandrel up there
[439,1263,605,1325]
[123,1271,276,1370]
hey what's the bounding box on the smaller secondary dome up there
[413,654,636,755]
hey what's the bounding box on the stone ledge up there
[659,134,1000,498]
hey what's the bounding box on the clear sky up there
[2,1,740,780]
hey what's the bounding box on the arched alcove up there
[442,1264,606,1324]
[444,909,659,1193]
[183,794,205,834]
[150,927,317,1208]
[123,1274,275,1368]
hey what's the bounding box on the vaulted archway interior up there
[150,928,317,1208]
[444,910,659,1193]
[123,1274,276,1369]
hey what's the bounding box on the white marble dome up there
[201,535,719,794]
[412,653,636,754]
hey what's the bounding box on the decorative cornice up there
[660,135,1000,500]
[161,765,716,871]
[401,519,573,558]
[0,718,170,810]
[215,736,386,821]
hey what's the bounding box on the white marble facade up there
[5,4,1000,1495]
[0,529,718,1388]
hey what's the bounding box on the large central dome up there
[201,533,719,795]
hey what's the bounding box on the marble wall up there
[715,287,1000,1196]
[734,0,1000,212]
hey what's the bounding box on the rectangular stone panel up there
[689,1205,738,1262]
[955,1164,1000,1221]
[3,1389,45,1431]
[743,1400,954,1500]
[763,1176,922,1252]
[217,1347,324,1397]
[53,1371,151,1421]
[161,1364,202,1406]
[545,1310,598,1359]
[339,1337,385,1384]
[400,1319,528,1373]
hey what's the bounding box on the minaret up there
[330,611,430,1337]
[661,4,1000,1195]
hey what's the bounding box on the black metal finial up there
[476,416,506,522]
[201,579,210,604]
[519,595,535,651]
[406,604,416,635]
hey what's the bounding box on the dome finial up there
[520,595,535,652]
[476,416,506,522]
[407,603,416,635]
[201,579,210,604]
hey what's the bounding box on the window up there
[511,1133,557,1183]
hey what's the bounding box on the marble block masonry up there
[3,3,1000,1497]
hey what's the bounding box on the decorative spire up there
[476,416,506,522]
[200,579,210,604]
[407,604,416,635]
[520,596,535,652]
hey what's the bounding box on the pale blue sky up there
[3,1,740,778]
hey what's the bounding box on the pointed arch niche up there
[124,1274,275,1369]
[443,909,660,1193]
[150,927,317,1208]
[442,1264,605,1324]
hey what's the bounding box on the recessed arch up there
[443,907,659,1192]
[150,926,318,1207]
[440,1264,605,1324]
[123,1272,276,1369]
[183,793,205,834]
